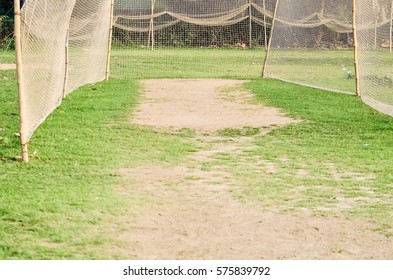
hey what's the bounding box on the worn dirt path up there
[116,79,393,259]
[0,64,16,70]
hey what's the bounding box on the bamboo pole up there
[262,0,280,77]
[106,0,115,80]
[263,0,268,50]
[63,29,69,98]
[352,0,361,97]
[389,0,393,53]
[14,0,28,162]
[249,0,253,49]
[148,0,155,50]
[151,0,155,51]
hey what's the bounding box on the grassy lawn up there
[110,47,266,79]
[242,80,393,235]
[1,47,393,259]
[0,71,195,259]
[264,49,357,93]
[0,49,15,64]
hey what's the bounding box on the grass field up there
[264,49,357,93]
[0,49,14,64]
[1,48,393,259]
[110,47,265,79]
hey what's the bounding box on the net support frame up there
[352,0,361,97]
[106,0,115,80]
[389,0,393,53]
[63,29,70,98]
[249,0,253,49]
[263,0,268,50]
[262,0,280,78]
[14,0,28,162]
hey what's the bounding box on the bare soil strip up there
[116,79,393,259]
[0,64,16,70]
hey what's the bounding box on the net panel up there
[111,0,276,79]
[20,0,112,141]
[264,0,356,94]
[356,0,393,116]
[67,0,112,93]
[20,1,76,141]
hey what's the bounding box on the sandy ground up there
[116,79,393,259]
[0,64,16,70]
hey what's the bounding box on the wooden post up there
[14,0,29,162]
[63,29,69,97]
[151,0,155,51]
[249,0,252,49]
[352,0,361,97]
[262,0,280,77]
[106,0,115,80]
[389,0,393,53]
[263,0,268,50]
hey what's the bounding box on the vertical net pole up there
[262,0,280,77]
[151,0,155,51]
[148,0,155,51]
[263,0,268,50]
[374,2,378,49]
[63,29,70,98]
[106,0,115,80]
[14,0,28,162]
[353,0,361,97]
[249,0,252,49]
[389,0,393,53]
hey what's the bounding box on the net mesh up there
[111,0,276,79]
[355,0,393,116]
[264,0,356,94]
[20,0,111,141]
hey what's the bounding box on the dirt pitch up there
[116,79,393,259]
[0,64,16,70]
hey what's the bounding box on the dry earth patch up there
[114,79,393,259]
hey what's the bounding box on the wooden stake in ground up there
[389,0,393,53]
[148,0,156,51]
[106,0,115,80]
[352,0,361,97]
[248,0,253,49]
[262,0,280,77]
[63,29,69,97]
[14,0,28,162]
[263,0,268,50]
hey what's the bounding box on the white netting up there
[263,0,356,94]
[20,0,111,141]
[111,0,276,79]
[67,0,112,93]
[355,0,393,116]
[113,0,275,47]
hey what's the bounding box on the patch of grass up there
[224,78,393,235]
[110,47,265,79]
[264,49,357,93]
[0,74,194,259]
[0,49,15,64]
[218,127,261,137]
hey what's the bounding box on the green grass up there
[0,49,15,64]
[264,49,357,93]
[110,47,265,79]
[231,79,393,234]
[0,72,194,259]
